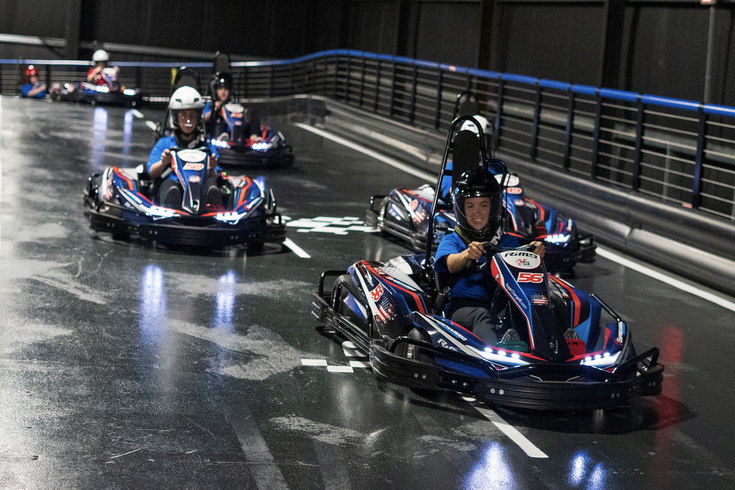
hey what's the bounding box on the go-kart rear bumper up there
[542,234,597,271]
[217,145,294,167]
[370,341,663,411]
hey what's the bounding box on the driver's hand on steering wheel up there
[530,240,545,258]
[465,241,485,262]
[161,149,173,167]
[208,154,218,170]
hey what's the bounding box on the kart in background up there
[313,116,663,411]
[205,52,294,168]
[208,105,295,168]
[50,68,144,107]
[83,147,285,251]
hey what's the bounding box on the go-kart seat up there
[212,51,231,76]
[454,91,480,119]
[172,67,201,92]
[449,128,483,186]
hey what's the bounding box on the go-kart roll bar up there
[424,116,489,274]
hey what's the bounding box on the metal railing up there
[3,49,735,221]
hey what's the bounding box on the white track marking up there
[349,361,372,369]
[0,96,2,251]
[597,246,735,313]
[145,120,157,131]
[463,397,548,459]
[293,123,434,181]
[327,365,354,373]
[301,359,328,366]
[283,238,310,258]
[131,109,144,118]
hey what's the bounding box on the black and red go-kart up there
[83,147,285,250]
[312,117,663,411]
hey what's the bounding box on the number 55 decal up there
[518,272,544,283]
[370,283,384,301]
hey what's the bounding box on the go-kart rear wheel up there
[247,241,265,254]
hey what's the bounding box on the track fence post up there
[632,96,645,190]
[590,89,602,179]
[692,105,707,209]
[530,81,541,161]
[434,70,444,130]
[563,85,574,171]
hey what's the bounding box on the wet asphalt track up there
[1,96,734,489]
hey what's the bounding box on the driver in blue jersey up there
[203,71,261,142]
[21,66,47,99]
[147,86,222,209]
[435,168,545,345]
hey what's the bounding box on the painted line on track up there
[0,96,3,251]
[145,120,157,131]
[597,246,735,313]
[131,109,144,118]
[283,238,310,258]
[463,397,548,459]
[293,123,435,181]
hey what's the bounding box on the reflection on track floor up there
[0,97,734,489]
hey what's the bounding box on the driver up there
[203,71,261,142]
[21,65,47,99]
[87,49,120,88]
[147,86,222,209]
[434,168,545,345]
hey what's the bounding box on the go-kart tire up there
[247,241,265,254]
[404,328,440,395]
[406,328,434,364]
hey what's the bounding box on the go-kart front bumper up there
[86,205,285,248]
[370,339,663,411]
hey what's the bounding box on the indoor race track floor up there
[1,96,734,489]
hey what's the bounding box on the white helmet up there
[169,86,204,110]
[459,115,490,135]
[169,86,205,132]
[92,49,109,62]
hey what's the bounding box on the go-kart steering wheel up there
[472,242,534,271]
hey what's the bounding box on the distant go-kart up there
[83,147,285,250]
[313,117,663,411]
[209,103,294,168]
[50,68,144,107]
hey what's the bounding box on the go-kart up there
[366,171,596,273]
[205,52,294,167]
[83,147,286,250]
[208,106,295,167]
[50,68,144,107]
[312,117,663,411]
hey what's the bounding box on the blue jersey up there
[147,135,220,181]
[22,83,46,99]
[435,231,520,304]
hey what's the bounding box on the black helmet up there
[211,72,233,100]
[453,168,503,243]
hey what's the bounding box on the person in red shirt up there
[87,49,119,88]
